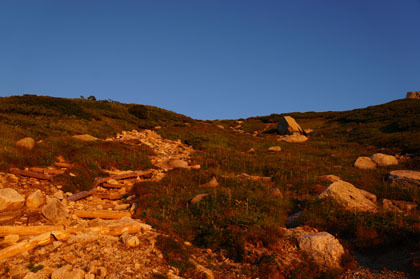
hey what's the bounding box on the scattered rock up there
[387,170,420,187]
[0,188,25,211]
[68,233,99,244]
[26,190,45,210]
[189,194,209,205]
[195,263,215,279]
[383,199,417,212]
[216,125,224,129]
[268,146,282,152]
[166,159,189,169]
[297,232,345,269]
[41,198,68,222]
[319,181,378,212]
[269,187,283,198]
[277,116,305,135]
[51,265,85,279]
[246,148,256,154]
[121,232,140,248]
[16,137,35,150]
[304,128,314,134]
[278,134,308,143]
[200,177,219,188]
[354,156,376,170]
[319,175,341,183]
[72,134,99,142]
[371,153,398,166]
[53,191,64,200]
[406,91,420,99]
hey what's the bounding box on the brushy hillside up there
[253,99,420,153]
[1,94,419,278]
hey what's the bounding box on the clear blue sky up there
[1,0,419,120]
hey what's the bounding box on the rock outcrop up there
[16,137,35,150]
[406,91,420,99]
[387,170,420,187]
[371,153,398,166]
[297,232,345,269]
[0,188,25,211]
[319,181,378,212]
[354,156,376,170]
[277,116,305,135]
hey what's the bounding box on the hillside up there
[0,95,419,279]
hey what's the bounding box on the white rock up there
[0,188,25,211]
[268,146,282,152]
[16,137,35,150]
[26,190,45,210]
[371,153,398,166]
[189,194,209,205]
[278,134,308,143]
[319,181,378,212]
[121,232,140,247]
[298,232,345,269]
[200,177,219,188]
[354,156,376,170]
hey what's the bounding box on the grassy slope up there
[1,95,419,277]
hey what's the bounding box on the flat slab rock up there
[387,170,420,187]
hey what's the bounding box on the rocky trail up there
[0,130,205,279]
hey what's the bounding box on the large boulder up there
[16,137,35,150]
[0,188,25,211]
[26,190,45,209]
[387,170,420,187]
[72,134,98,142]
[406,91,420,99]
[319,181,378,212]
[41,198,68,222]
[298,232,345,269]
[354,156,376,170]
[277,116,305,135]
[371,153,398,167]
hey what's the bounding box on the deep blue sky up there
[1,1,419,119]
